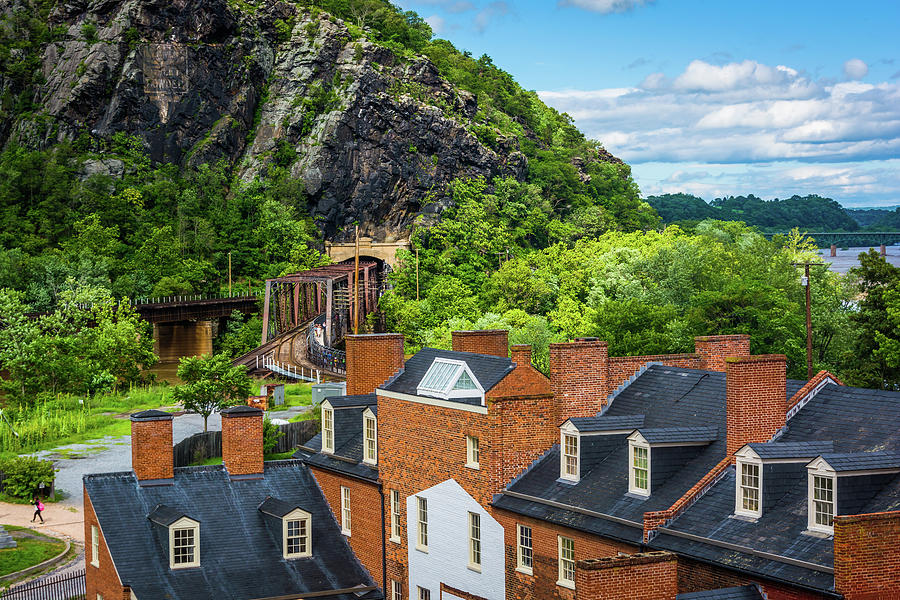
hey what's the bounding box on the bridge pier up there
[831,244,837,257]
[882,244,887,256]
[153,320,214,363]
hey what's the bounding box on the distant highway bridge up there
[763,231,900,248]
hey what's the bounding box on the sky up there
[394,0,900,207]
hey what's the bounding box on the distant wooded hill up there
[646,193,900,232]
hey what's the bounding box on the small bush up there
[0,455,55,499]
[81,21,98,44]
[263,417,284,454]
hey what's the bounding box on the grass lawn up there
[0,526,66,577]
[262,382,313,412]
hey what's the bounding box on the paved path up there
[0,501,84,543]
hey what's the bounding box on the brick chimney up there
[346,333,405,395]
[834,511,900,599]
[131,410,174,482]
[550,338,609,421]
[694,334,751,372]
[725,354,787,456]
[575,552,678,600]
[221,405,264,478]
[510,344,532,367]
[451,329,509,357]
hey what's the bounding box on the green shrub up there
[263,417,283,454]
[81,21,98,44]
[0,455,55,499]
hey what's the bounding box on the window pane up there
[740,463,760,512]
[418,497,428,547]
[323,409,334,449]
[814,476,834,526]
[518,525,533,569]
[564,434,578,476]
[559,537,575,583]
[469,513,481,566]
[633,446,649,491]
[173,528,195,564]
[391,490,401,539]
[454,370,478,390]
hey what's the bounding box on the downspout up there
[379,484,387,596]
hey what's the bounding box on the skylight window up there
[416,358,484,402]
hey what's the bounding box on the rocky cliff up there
[8,0,535,240]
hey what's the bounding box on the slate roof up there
[147,504,188,527]
[677,585,763,600]
[746,441,834,459]
[495,366,803,545]
[83,461,382,600]
[295,395,378,482]
[380,347,514,405]
[653,382,900,594]
[635,426,718,444]
[568,414,644,432]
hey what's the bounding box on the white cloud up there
[425,14,446,34]
[474,1,511,32]
[843,58,869,80]
[558,0,654,14]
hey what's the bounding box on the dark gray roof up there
[677,586,763,600]
[147,504,188,527]
[746,441,834,459]
[568,414,644,432]
[636,427,718,444]
[221,405,263,416]
[84,462,381,600]
[295,400,378,482]
[380,347,514,403]
[131,409,172,421]
[323,394,377,409]
[817,451,900,472]
[258,496,302,519]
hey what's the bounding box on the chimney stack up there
[221,405,264,478]
[550,338,609,421]
[510,344,532,367]
[725,355,787,456]
[346,333,405,396]
[575,552,678,600]
[131,410,174,483]
[694,334,750,372]
[451,330,509,357]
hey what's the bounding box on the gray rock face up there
[13,0,529,239]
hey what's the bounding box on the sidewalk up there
[0,501,84,543]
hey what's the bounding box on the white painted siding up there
[407,479,505,600]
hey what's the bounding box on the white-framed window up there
[169,517,200,569]
[390,489,402,543]
[466,435,480,469]
[91,525,99,567]
[417,358,485,403]
[283,508,312,559]
[468,512,482,571]
[735,459,762,518]
[97,595,103,600]
[363,409,377,465]
[341,486,352,535]
[557,535,575,589]
[516,523,533,575]
[809,472,835,533]
[416,496,428,551]
[391,580,402,600]
[628,438,650,496]
[322,401,334,453]
[560,423,579,482]
[417,587,431,600]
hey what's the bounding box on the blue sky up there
[395,0,900,207]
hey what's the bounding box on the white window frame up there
[468,511,482,572]
[516,523,533,575]
[390,489,402,543]
[466,435,480,469]
[391,580,402,600]
[341,486,352,536]
[363,408,377,465]
[91,525,99,567]
[807,459,836,534]
[560,422,580,482]
[557,535,575,589]
[283,508,312,559]
[734,452,763,518]
[416,358,485,403]
[169,517,200,569]
[628,433,651,496]
[321,400,334,454]
[417,587,431,600]
[416,496,428,552]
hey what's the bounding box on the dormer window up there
[170,517,200,569]
[283,509,312,559]
[417,358,485,403]
[736,460,762,518]
[322,401,334,454]
[363,408,377,465]
[806,457,837,534]
[628,437,650,496]
[560,422,579,482]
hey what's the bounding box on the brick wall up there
[308,466,384,585]
[452,330,509,357]
[221,407,263,476]
[346,333,405,395]
[493,509,639,600]
[834,511,900,599]
[694,335,750,372]
[84,490,128,600]
[130,413,173,481]
[676,556,830,600]
[725,355,787,456]
[550,339,609,420]
[575,552,678,600]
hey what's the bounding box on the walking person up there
[31,494,44,524]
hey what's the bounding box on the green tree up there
[173,354,252,431]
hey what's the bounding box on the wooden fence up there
[173,420,319,467]
[1,568,85,599]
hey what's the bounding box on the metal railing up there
[69,291,263,310]
[262,359,322,383]
[306,315,346,374]
[1,568,85,599]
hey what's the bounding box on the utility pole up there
[415,245,420,301]
[793,262,828,380]
[353,224,360,335]
[228,252,232,296]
